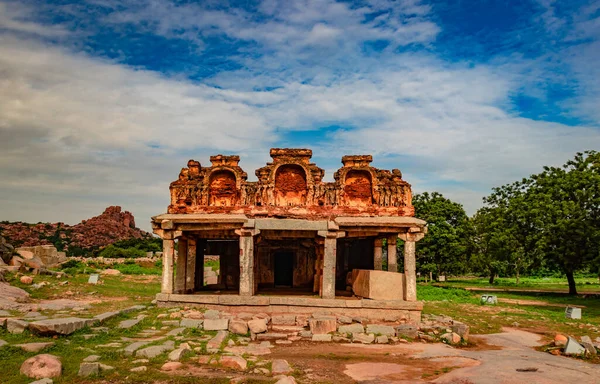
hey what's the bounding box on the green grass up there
[419,280,600,339]
[204,259,220,272]
[436,276,600,292]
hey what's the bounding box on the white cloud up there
[1,0,599,230]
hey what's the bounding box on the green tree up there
[412,192,471,278]
[526,151,600,294]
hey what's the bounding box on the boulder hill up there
[0,206,152,254]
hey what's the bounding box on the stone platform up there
[156,293,423,323]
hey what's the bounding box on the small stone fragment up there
[220,355,247,371]
[161,362,183,371]
[20,354,62,379]
[130,366,147,372]
[271,359,292,375]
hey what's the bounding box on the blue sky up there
[0,0,599,230]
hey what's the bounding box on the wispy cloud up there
[0,0,599,228]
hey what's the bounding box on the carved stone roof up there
[167,148,413,219]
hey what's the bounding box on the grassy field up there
[418,283,600,341]
[434,276,600,292]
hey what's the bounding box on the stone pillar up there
[239,233,255,296]
[320,231,338,300]
[403,239,416,301]
[162,238,175,294]
[398,230,425,302]
[387,235,398,273]
[186,238,196,293]
[194,239,206,291]
[374,238,384,270]
[175,239,187,293]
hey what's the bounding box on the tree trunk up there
[516,267,520,285]
[488,268,495,284]
[566,271,577,295]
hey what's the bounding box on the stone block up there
[352,333,375,344]
[220,355,247,371]
[352,269,404,300]
[180,318,203,328]
[118,318,142,329]
[564,337,586,355]
[480,295,498,305]
[565,306,582,319]
[580,336,597,356]
[311,334,332,342]
[451,321,470,341]
[256,332,288,341]
[204,318,229,331]
[396,324,418,339]
[338,324,364,334]
[228,319,248,335]
[309,317,337,334]
[207,330,228,351]
[7,318,28,334]
[366,324,395,336]
[29,318,92,336]
[272,314,296,326]
[248,319,268,334]
[15,342,55,353]
[271,359,292,374]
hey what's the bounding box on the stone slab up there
[204,318,229,331]
[352,269,404,301]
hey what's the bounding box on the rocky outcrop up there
[0,206,151,254]
[0,236,15,265]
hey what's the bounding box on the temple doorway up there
[274,250,294,287]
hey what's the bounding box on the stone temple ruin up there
[152,149,426,322]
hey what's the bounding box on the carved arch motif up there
[343,170,373,207]
[209,170,238,207]
[274,164,308,206]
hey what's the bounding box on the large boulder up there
[20,354,62,379]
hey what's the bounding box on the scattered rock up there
[311,334,332,342]
[168,343,191,361]
[338,316,352,324]
[309,317,337,334]
[204,318,229,331]
[229,319,249,335]
[248,318,268,334]
[83,355,100,362]
[118,318,142,329]
[0,339,8,348]
[29,379,54,384]
[376,335,389,344]
[7,318,28,334]
[220,355,247,371]
[20,276,34,284]
[271,359,292,375]
[441,332,461,344]
[451,321,470,341]
[166,327,185,336]
[124,341,153,356]
[29,317,94,336]
[353,333,375,344]
[130,366,147,372]
[161,362,183,371]
[396,324,418,339]
[554,334,568,347]
[180,318,203,328]
[20,354,62,379]
[257,332,288,341]
[274,376,297,384]
[580,336,597,356]
[207,330,228,351]
[564,337,586,355]
[78,363,99,377]
[338,324,364,334]
[15,342,55,353]
[366,324,395,336]
[136,342,174,358]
